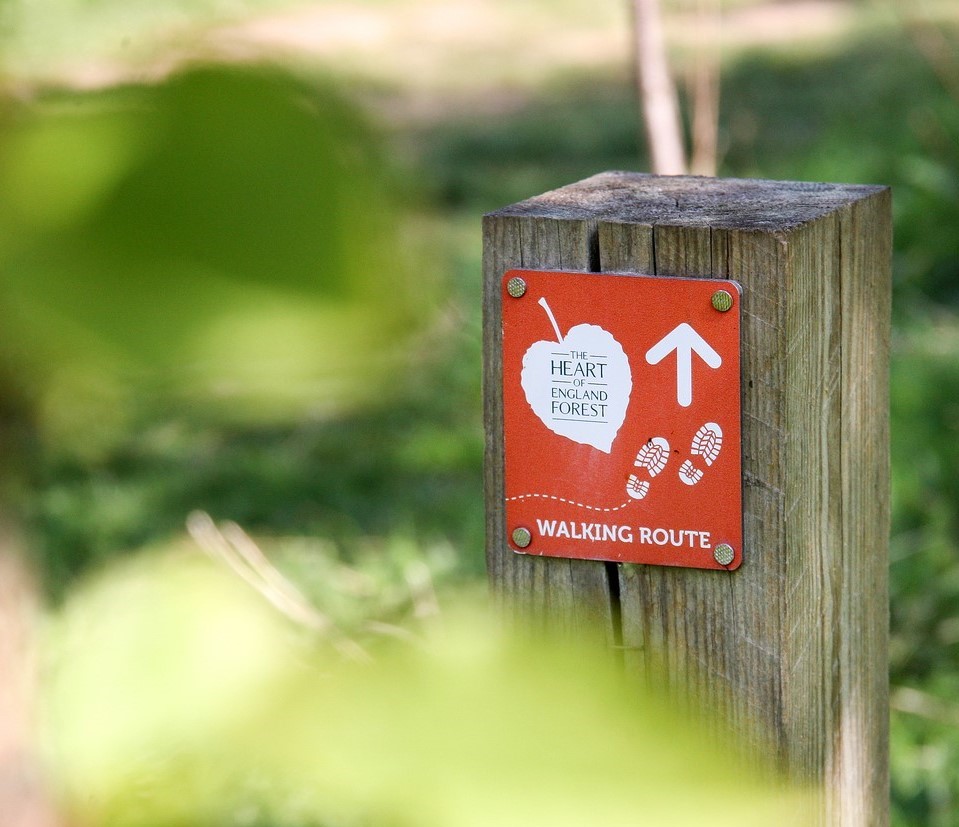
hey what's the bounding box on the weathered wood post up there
[483,173,891,824]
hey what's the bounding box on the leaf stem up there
[538,297,564,342]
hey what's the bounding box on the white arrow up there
[645,323,722,407]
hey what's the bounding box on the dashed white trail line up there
[506,493,632,513]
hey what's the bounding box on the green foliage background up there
[0,1,957,825]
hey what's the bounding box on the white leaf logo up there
[520,298,631,454]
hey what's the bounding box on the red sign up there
[502,269,742,570]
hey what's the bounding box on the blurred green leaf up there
[0,65,421,453]
[42,548,815,827]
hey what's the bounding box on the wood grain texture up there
[835,191,892,825]
[483,173,891,824]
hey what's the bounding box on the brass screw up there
[711,289,733,312]
[506,276,527,298]
[511,527,532,548]
[713,543,735,566]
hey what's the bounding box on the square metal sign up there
[501,269,743,571]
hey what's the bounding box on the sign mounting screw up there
[506,276,527,298]
[713,543,735,566]
[511,527,532,548]
[711,289,733,312]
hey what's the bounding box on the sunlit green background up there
[1,1,957,825]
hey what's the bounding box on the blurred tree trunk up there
[631,0,687,174]
[688,0,721,175]
[631,0,722,176]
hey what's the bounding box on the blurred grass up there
[1,0,958,825]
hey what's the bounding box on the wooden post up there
[483,173,891,825]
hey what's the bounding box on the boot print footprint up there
[626,436,670,500]
[679,422,723,486]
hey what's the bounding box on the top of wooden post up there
[486,171,887,232]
